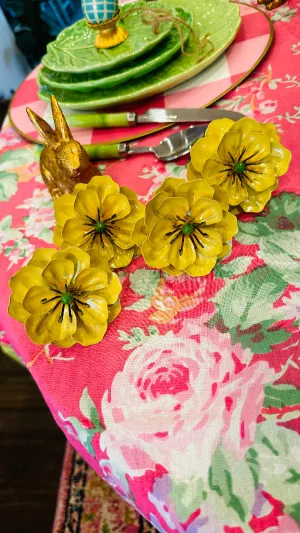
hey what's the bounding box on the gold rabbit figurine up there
[26,96,100,198]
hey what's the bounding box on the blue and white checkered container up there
[81,0,120,24]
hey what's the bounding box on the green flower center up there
[182,223,195,236]
[95,221,106,233]
[61,291,74,305]
[234,161,246,175]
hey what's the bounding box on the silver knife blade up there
[136,108,244,124]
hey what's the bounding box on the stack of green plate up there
[38,0,241,110]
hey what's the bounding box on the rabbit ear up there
[51,95,73,142]
[26,107,58,147]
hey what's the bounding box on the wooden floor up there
[0,350,65,533]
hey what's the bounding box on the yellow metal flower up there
[133,178,238,277]
[188,118,291,212]
[53,175,144,269]
[8,247,122,347]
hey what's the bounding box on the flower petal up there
[74,189,100,221]
[25,314,53,345]
[231,117,263,137]
[262,123,280,143]
[186,162,202,181]
[195,228,223,257]
[155,177,185,197]
[111,219,136,249]
[244,162,276,192]
[168,235,196,270]
[98,272,122,305]
[132,218,148,247]
[158,197,189,220]
[91,234,114,261]
[109,245,134,269]
[148,219,174,250]
[44,303,77,341]
[213,186,229,211]
[120,186,138,201]
[88,250,111,272]
[74,319,107,346]
[108,300,121,323]
[28,248,57,269]
[176,179,215,206]
[23,285,60,315]
[75,268,108,291]
[223,176,248,206]
[163,264,183,276]
[53,224,63,246]
[54,194,75,227]
[217,131,242,163]
[78,294,108,326]
[10,265,44,303]
[53,247,90,276]
[55,336,76,348]
[202,158,230,186]
[205,118,234,140]
[73,183,87,194]
[102,193,130,221]
[240,185,274,213]
[240,132,270,163]
[190,136,219,173]
[42,259,74,291]
[87,175,119,198]
[214,211,238,241]
[185,252,216,277]
[62,218,87,248]
[145,192,169,228]
[267,143,291,176]
[142,239,170,268]
[190,198,223,225]
[8,295,30,324]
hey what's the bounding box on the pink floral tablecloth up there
[1,2,300,532]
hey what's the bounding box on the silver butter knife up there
[68,108,244,129]
[85,125,207,161]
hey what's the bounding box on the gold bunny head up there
[26,96,99,198]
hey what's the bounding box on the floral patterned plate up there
[38,0,241,109]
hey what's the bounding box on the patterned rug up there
[53,443,158,533]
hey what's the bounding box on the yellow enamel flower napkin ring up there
[9,247,122,347]
[133,178,238,277]
[53,175,144,269]
[188,118,291,213]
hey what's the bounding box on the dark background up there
[0,350,65,533]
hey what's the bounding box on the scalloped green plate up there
[39,8,192,92]
[39,0,241,110]
[42,1,174,74]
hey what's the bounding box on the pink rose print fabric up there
[0,2,300,532]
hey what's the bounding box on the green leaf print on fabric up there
[126,268,161,312]
[58,387,104,456]
[170,478,207,522]
[214,256,253,278]
[118,326,160,350]
[208,446,255,525]
[0,172,18,201]
[237,193,300,285]
[211,265,290,353]
[253,422,300,518]
[264,384,300,408]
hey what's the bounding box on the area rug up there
[53,443,158,533]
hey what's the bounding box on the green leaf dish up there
[38,8,192,92]
[39,0,241,110]
[42,1,174,74]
